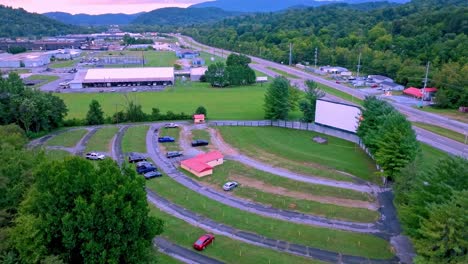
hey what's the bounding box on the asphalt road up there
[176,35,467,157]
[154,237,225,264]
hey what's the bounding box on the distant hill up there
[131,7,241,26]
[191,0,410,12]
[0,5,87,37]
[44,12,142,25]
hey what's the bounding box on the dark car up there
[166,151,183,159]
[193,234,215,251]
[137,164,157,174]
[191,140,209,147]
[128,153,147,163]
[158,136,175,143]
[144,171,163,179]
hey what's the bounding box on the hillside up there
[44,12,142,25]
[131,7,240,26]
[184,0,467,108]
[0,5,88,37]
[191,0,409,12]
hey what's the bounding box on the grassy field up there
[49,60,77,69]
[26,74,59,88]
[57,82,300,120]
[420,143,450,165]
[319,84,364,106]
[413,122,466,143]
[190,160,377,222]
[267,67,300,79]
[98,51,177,67]
[159,127,181,152]
[218,127,378,183]
[45,149,72,160]
[146,177,394,259]
[199,51,225,66]
[155,253,183,264]
[149,206,321,264]
[46,129,88,147]
[122,126,149,153]
[85,127,119,153]
[416,106,468,123]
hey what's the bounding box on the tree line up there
[204,54,256,87]
[182,0,467,109]
[0,125,164,263]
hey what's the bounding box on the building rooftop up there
[194,151,223,163]
[181,159,213,173]
[83,67,174,83]
[190,67,208,76]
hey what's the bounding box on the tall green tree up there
[299,80,325,122]
[264,77,291,120]
[195,106,207,117]
[85,100,104,125]
[205,62,229,87]
[11,158,163,263]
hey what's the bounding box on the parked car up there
[158,136,175,143]
[191,139,209,147]
[137,164,157,175]
[164,123,179,128]
[166,151,183,159]
[193,234,215,251]
[223,181,239,191]
[85,152,105,160]
[144,171,163,179]
[128,153,147,163]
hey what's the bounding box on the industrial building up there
[190,67,207,81]
[69,67,175,89]
[46,49,82,60]
[0,52,50,68]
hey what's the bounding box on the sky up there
[0,0,212,14]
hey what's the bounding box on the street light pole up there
[421,61,430,105]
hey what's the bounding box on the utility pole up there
[356,52,362,78]
[289,43,292,66]
[421,61,430,104]
[314,47,318,69]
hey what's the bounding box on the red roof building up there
[180,151,224,178]
[193,114,205,124]
[403,87,438,99]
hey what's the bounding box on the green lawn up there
[57,82,301,120]
[26,74,59,88]
[122,126,149,153]
[416,106,468,123]
[267,67,300,79]
[46,129,88,148]
[149,206,321,264]
[159,127,181,152]
[413,122,466,143]
[155,253,183,264]
[420,143,450,165]
[199,51,225,66]
[45,149,72,160]
[318,84,364,106]
[191,161,377,222]
[85,127,119,153]
[146,177,394,259]
[218,127,378,183]
[49,60,77,69]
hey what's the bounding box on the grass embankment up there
[420,143,450,165]
[159,127,181,152]
[318,84,364,106]
[413,122,466,143]
[26,74,59,88]
[46,129,88,148]
[192,160,377,222]
[85,127,119,153]
[416,106,468,123]
[57,82,301,120]
[149,206,320,264]
[191,129,211,152]
[146,177,394,259]
[49,60,76,69]
[218,127,378,183]
[266,67,300,79]
[122,126,149,153]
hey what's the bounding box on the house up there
[368,75,393,84]
[193,114,205,124]
[380,81,404,91]
[192,57,205,66]
[176,49,199,59]
[181,151,224,177]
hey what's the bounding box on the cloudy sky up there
[0,0,212,14]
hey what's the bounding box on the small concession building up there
[70,67,174,89]
[181,151,224,178]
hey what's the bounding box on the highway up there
[175,35,467,157]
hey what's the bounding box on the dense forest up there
[0,5,93,38]
[183,0,468,108]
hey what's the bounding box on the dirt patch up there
[230,174,378,210]
[179,126,193,152]
[207,128,239,156]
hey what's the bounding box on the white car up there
[85,152,105,160]
[223,181,239,191]
[164,123,179,128]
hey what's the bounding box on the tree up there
[85,100,104,125]
[125,101,146,122]
[11,158,163,263]
[195,106,207,117]
[299,80,325,122]
[205,62,229,87]
[226,54,251,67]
[264,77,291,120]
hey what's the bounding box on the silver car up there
[223,181,239,191]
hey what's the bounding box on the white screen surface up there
[314,100,361,133]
